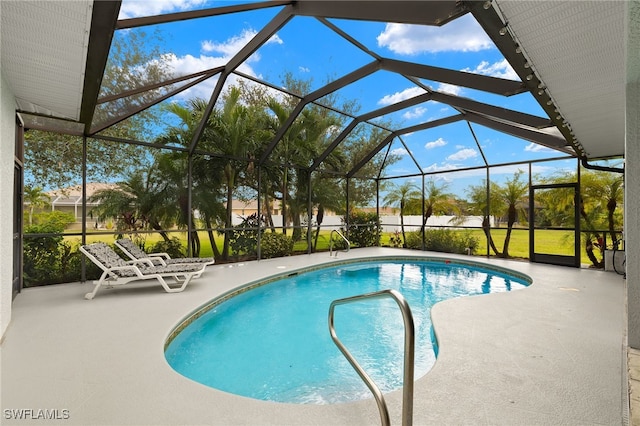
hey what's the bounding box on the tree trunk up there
[483,216,501,256]
[281,170,288,235]
[223,166,235,260]
[580,197,603,267]
[204,216,221,258]
[502,205,517,258]
[400,214,407,248]
[585,238,604,268]
[607,198,617,246]
[264,191,275,232]
[150,220,170,242]
[313,205,324,252]
[190,225,200,257]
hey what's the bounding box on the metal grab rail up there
[329,229,350,257]
[328,289,415,426]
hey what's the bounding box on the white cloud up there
[436,83,462,96]
[525,142,555,153]
[150,28,287,101]
[378,87,427,106]
[463,59,519,80]
[299,66,310,73]
[202,30,282,62]
[391,147,409,156]
[425,137,447,149]
[447,148,478,161]
[376,14,493,55]
[403,106,427,120]
[422,162,458,173]
[119,0,207,19]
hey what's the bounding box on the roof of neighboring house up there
[47,183,118,206]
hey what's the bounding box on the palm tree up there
[210,87,258,259]
[497,171,528,258]
[581,170,624,247]
[161,98,227,258]
[88,165,171,241]
[383,181,420,248]
[465,179,502,256]
[24,185,50,226]
[418,179,458,226]
[266,99,303,236]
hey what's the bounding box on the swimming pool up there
[165,257,530,404]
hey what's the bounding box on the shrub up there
[229,213,264,256]
[150,237,185,259]
[260,232,294,258]
[405,231,423,250]
[405,229,479,255]
[23,213,79,287]
[343,211,380,248]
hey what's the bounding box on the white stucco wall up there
[626,0,640,349]
[0,73,16,339]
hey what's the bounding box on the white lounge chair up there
[80,243,207,300]
[115,238,215,267]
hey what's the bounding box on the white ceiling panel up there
[495,0,626,158]
[0,1,93,120]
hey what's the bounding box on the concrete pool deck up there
[0,248,628,425]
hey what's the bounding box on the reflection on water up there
[165,259,529,404]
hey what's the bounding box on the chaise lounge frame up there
[80,243,207,300]
[114,238,215,267]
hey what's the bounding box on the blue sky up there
[114,0,578,196]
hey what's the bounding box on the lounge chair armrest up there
[127,258,155,267]
[107,264,143,276]
[149,252,171,259]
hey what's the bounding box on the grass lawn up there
[71,227,596,265]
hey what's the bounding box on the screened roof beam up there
[380,58,527,96]
[258,60,380,165]
[90,74,215,135]
[398,113,465,135]
[310,92,434,172]
[294,1,467,26]
[80,1,121,135]
[347,132,396,179]
[347,113,467,178]
[431,91,552,129]
[188,6,294,154]
[89,72,215,135]
[389,136,423,178]
[465,111,574,154]
[116,1,291,29]
[97,67,224,104]
[318,17,382,60]
[463,0,583,156]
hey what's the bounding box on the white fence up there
[232,214,492,232]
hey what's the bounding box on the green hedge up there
[406,229,479,255]
[260,232,294,258]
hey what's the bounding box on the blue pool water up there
[165,258,530,404]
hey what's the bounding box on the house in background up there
[48,183,117,230]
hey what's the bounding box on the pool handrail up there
[328,289,415,426]
[329,229,350,257]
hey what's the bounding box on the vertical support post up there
[575,158,581,264]
[421,174,425,251]
[187,154,193,257]
[257,165,262,260]
[307,168,313,254]
[376,178,380,246]
[81,135,87,282]
[485,167,491,257]
[345,177,350,236]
